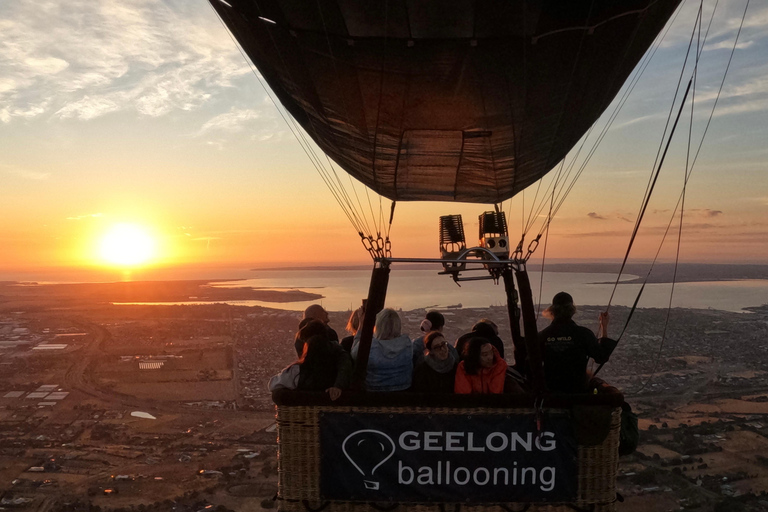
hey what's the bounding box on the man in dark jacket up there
[539,292,617,393]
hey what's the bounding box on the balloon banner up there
[319,411,577,503]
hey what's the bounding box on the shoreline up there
[1,275,767,314]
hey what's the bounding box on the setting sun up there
[99,223,157,267]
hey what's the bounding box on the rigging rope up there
[628,0,749,392]
[605,1,702,310]
[209,3,370,238]
[210,0,391,258]
[506,0,687,257]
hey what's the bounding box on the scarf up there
[424,348,457,374]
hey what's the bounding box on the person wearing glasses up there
[411,331,458,393]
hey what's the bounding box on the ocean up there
[201,269,768,313]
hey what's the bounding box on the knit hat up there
[552,291,574,306]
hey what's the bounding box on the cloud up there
[689,209,723,218]
[56,96,121,120]
[561,229,630,238]
[587,212,607,220]
[3,165,50,180]
[196,108,261,136]
[0,1,248,123]
[66,213,103,221]
[194,107,286,145]
[704,40,754,52]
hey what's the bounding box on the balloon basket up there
[272,391,622,512]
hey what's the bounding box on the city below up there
[1,279,767,512]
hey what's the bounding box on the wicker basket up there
[274,393,621,512]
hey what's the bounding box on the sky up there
[1,0,767,281]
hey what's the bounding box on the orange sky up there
[0,1,766,280]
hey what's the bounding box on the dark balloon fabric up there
[211,0,681,203]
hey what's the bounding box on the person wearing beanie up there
[539,292,617,393]
[411,310,446,366]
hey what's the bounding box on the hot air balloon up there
[207,1,736,510]
[209,0,681,204]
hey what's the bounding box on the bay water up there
[202,270,768,313]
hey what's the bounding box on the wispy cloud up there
[0,1,247,123]
[194,107,286,146]
[195,108,261,136]
[689,208,723,218]
[2,165,50,180]
[704,39,754,52]
[587,212,607,220]
[66,213,103,221]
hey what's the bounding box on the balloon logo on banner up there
[342,430,396,490]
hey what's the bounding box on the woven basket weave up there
[275,404,620,512]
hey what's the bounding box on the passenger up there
[454,337,508,394]
[269,332,353,401]
[539,292,618,393]
[294,318,333,357]
[340,307,362,353]
[411,310,445,366]
[302,304,339,339]
[455,319,505,360]
[295,305,338,356]
[351,308,413,392]
[411,331,458,393]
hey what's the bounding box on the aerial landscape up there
[2,0,768,511]
[2,271,768,511]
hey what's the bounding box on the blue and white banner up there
[319,412,577,503]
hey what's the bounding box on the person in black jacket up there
[294,318,334,357]
[295,305,338,356]
[411,331,458,393]
[270,329,353,401]
[539,292,617,393]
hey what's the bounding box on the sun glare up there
[99,223,157,267]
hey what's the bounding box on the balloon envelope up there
[211,0,682,203]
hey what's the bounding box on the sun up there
[98,223,157,267]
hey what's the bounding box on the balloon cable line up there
[241,4,368,231]
[222,5,370,236]
[518,0,688,246]
[606,6,702,387]
[604,3,703,311]
[595,0,748,385]
[370,0,389,203]
[207,2,368,237]
[513,0,596,237]
[537,0,596,204]
[314,0,384,238]
[517,0,669,241]
[212,1,395,253]
[627,0,749,393]
[605,0,733,317]
[535,182,557,318]
[508,0,685,252]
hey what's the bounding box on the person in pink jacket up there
[454,337,508,394]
